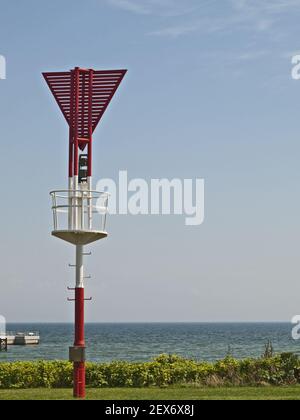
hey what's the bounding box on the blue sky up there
[0,0,300,322]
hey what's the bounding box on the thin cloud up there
[148,14,259,39]
[106,0,300,39]
[106,0,199,17]
[195,49,270,64]
[106,0,151,15]
[230,0,300,14]
[235,50,269,61]
[149,23,200,38]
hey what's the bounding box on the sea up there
[0,323,299,363]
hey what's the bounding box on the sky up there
[0,0,300,322]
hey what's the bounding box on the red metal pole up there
[88,69,94,177]
[69,71,75,179]
[74,67,80,177]
[74,287,85,398]
[81,73,86,142]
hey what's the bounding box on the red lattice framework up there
[43,67,127,177]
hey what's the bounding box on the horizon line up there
[4,321,293,324]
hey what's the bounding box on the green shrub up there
[0,354,299,389]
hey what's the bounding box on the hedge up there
[0,354,299,389]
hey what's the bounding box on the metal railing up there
[50,190,109,233]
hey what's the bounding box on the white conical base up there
[52,230,108,246]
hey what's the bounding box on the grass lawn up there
[0,387,299,400]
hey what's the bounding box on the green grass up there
[0,387,300,400]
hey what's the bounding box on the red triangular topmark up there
[43,69,127,138]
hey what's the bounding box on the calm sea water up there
[0,323,299,363]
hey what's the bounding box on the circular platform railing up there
[50,190,109,240]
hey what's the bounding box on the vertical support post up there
[73,67,80,179]
[88,69,94,230]
[69,70,75,230]
[74,67,80,230]
[74,244,85,398]
[88,69,93,179]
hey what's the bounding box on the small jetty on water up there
[0,332,40,350]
